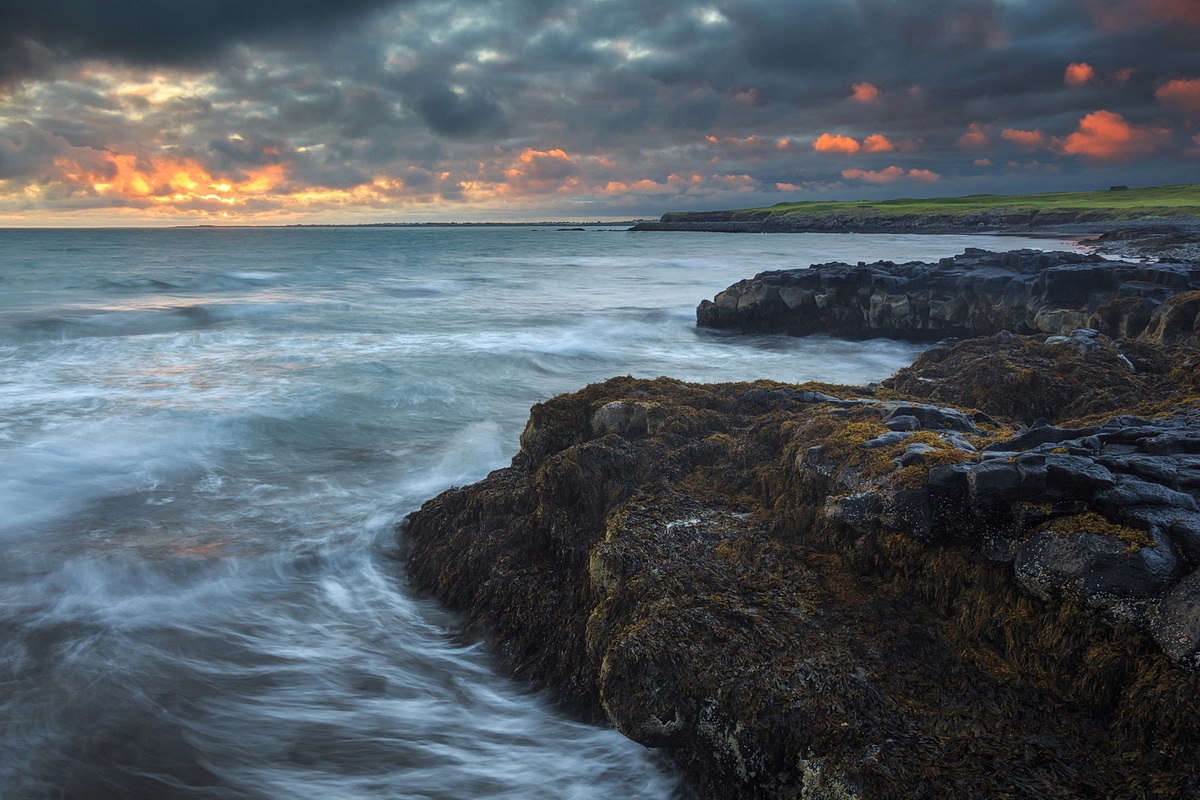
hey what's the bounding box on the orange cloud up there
[841,166,940,184]
[718,174,758,191]
[1059,110,1171,161]
[1001,128,1048,149]
[596,173,703,197]
[813,133,862,154]
[503,148,580,193]
[1156,78,1200,112]
[850,82,880,102]
[1065,62,1096,86]
[54,152,287,204]
[841,166,903,183]
[957,122,989,149]
[974,158,993,166]
[862,134,895,153]
[1188,133,1200,156]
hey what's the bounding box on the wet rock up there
[1120,507,1200,566]
[592,401,652,438]
[1153,569,1200,668]
[1015,528,1178,602]
[885,414,921,432]
[1096,475,1199,510]
[1044,455,1117,496]
[1045,328,1105,354]
[1142,290,1200,346]
[1140,432,1200,455]
[968,460,1023,503]
[881,402,977,433]
[861,431,913,449]
[899,443,938,466]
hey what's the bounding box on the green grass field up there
[664,184,1200,221]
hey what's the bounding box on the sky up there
[0,0,1197,225]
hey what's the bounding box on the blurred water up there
[0,226,1074,798]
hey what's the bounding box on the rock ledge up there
[697,248,1200,343]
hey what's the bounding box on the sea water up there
[0,227,1074,799]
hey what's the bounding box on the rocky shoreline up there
[696,248,1200,342]
[629,210,1200,242]
[399,246,1200,799]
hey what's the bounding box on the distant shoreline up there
[173,221,649,229]
[630,184,1200,238]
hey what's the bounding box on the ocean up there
[0,226,1074,799]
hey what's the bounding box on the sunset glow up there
[1060,110,1171,162]
[1065,62,1096,86]
[1156,78,1200,113]
[0,0,1196,224]
[813,133,862,155]
[850,82,880,102]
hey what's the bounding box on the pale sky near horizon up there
[1,0,1198,225]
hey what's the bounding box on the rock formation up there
[696,249,1200,343]
[400,246,1200,798]
[402,339,1200,797]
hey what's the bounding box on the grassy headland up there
[703,184,1200,220]
[634,184,1200,233]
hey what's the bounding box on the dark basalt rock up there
[402,338,1200,798]
[1153,569,1200,668]
[697,249,1200,345]
[1015,528,1178,603]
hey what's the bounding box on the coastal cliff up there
[632,207,1121,233]
[400,250,1200,799]
[628,185,1200,236]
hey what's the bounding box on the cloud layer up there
[0,0,1197,223]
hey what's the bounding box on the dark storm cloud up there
[0,122,66,179]
[206,133,287,168]
[409,81,507,138]
[2,0,1198,220]
[0,0,401,82]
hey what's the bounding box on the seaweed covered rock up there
[402,360,1200,799]
[881,330,1196,425]
[696,249,1200,343]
